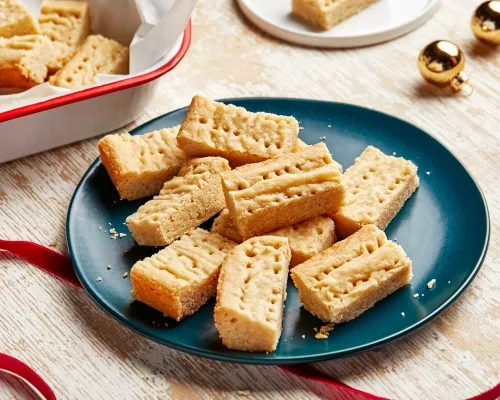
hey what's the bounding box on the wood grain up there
[0,0,499,399]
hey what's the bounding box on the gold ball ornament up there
[472,1,500,44]
[418,40,470,92]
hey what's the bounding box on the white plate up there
[237,0,440,48]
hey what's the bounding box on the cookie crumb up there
[96,277,102,282]
[123,272,129,278]
[413,293,419,298]
[48,240,58,247]
[427,279,436,289]
[315,323,334,339]
[109,228,117,234]
[313,327,318,332]
[236,390,251,397]
[119,233,127,238]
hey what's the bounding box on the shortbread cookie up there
[0,35,53,88]
[131,229,236,321]
[40,1,91,74]
[331,146,419,238]
[212,210,336,267]
[177,95,299,166]
[49,34,128,88]
[271,215,336,267]
[0,0,40,39]
[98,126,187,201]
[214,236,291,352]
[292,0,379,30]
[126,157,230,246]
[221,143,345,239]
[291,225,412,323]
[39,1,91,45]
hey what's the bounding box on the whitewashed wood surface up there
[1,0,499,399]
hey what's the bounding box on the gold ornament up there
[472,1,500,44]
[418,40,469,92]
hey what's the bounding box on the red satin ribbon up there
[1,241,499,400]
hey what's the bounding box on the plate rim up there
[66,97,490,365]
[236,0,441,48]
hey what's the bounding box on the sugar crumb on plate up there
[401,312,405,317]
[123,272,129,278]
[96,277,102,282]
[315,323,334,339]
[413,293,419,298]
[119,233,127,238]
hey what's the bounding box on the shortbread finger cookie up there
[292,0,378,30]
[49,34,128,88]
[332,146,419,238]
[39,1,91,45]
[98,126,187,201]
[131,229,236,321]
[177,95,299,166]
[0,0,40,39]
[291,225,412,323]
[126,157,230,246]
[211,210,336,267]
[39,1,91,74]
[214,236,291,352]
[0,35,52,88]
[221,143,345,239]
[271,215,336,267]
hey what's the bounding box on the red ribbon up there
[1,240,499,400]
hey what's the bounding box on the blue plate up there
[67,98,489,364]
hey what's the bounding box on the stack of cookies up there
[98,94,419,353]
[0,0,128,90]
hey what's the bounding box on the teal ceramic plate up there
[67,98,489,364]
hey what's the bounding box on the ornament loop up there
[451,71,469,91]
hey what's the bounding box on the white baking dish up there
[0,0,192,164]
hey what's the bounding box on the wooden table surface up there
[1,1,499,399]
